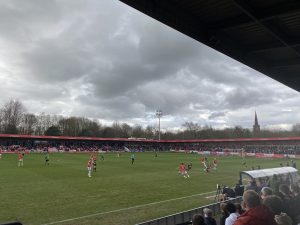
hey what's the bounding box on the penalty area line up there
[41,190,215,225]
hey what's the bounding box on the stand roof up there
[241,167,298,179]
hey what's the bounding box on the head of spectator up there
[192,214,205,225]
[203,208,213,218]
[220,203,228,215]
[257,177,265,187]
[235,190,276,225]
[290,184,300,196]
[234,203,244,215]
[203,208,217,225]
[225,202,236,214]
[242,190,261,210]
[279,184,292,200]
[225,203,239,225]
[274,212,293,225]
[250,179,256,186]
[261,187,273,200]
[246,179,257,192]
[220,203,229,225]
[262,195,283,215]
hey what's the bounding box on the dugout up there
[240,167,299,187]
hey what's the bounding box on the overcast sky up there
[1,0,300,131]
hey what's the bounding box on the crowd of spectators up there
[244,145,300,155]
[1,138,300,154]
[192,176,300,225]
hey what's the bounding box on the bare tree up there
[145,125,155,139]
[79,118,101,137]
[35,112,53,135]
[182,122,202,139]
[132,125,144,138]
[20,113,38,134]
[121,123,132,138]
[0,110,3,133]
[1,99,25,134]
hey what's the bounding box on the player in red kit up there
[178,163,189,178]
[18,152,24,167]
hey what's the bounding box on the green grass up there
[0,152,291,225]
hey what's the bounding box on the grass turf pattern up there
[0,152,290,225]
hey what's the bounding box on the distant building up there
[253,111,260,133]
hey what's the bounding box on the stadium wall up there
[170,150,298,159]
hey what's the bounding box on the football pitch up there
[0,152,289,225]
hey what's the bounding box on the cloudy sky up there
[1,0,300,131]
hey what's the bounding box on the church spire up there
[253,111,260,134]
[254,111,258,125]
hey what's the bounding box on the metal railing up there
[135,197,243,225]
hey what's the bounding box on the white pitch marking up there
[205,195,217,199]
[42,190,215,225]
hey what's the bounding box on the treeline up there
[1,99,300,139]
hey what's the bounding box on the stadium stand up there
[2,135,300,156]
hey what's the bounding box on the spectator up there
[223,186,236,198]
[266,176,271,187]
[290,183,300,197]
[262,195,284,215]
[270,175,280,194]
[225,203,239,225]
[278,184,292,201]
[274,213,293,225]
[234,203,244,215]
[289,184,300,224]
[203,208,217,225]
[192,214,205,225]
[234,190,276,225]
[245,179,258,192]
[220,203,229,225]
[234,180,244,196]
[261,187,273,200]
[257,177,268,192]
[278,184,293,216]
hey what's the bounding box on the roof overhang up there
[119,0,300,92]
[241,166,298,179]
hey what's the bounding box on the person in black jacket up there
[192,214,205,225]
[289,184,300,224]
[219,203,229,225]
[203,208,217,225]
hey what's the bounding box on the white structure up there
[155,109,163,140]
[240,167,299,185]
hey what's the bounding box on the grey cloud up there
[209,111,226,120]
[0,0,61,42]
[223,87,275,109]
[22,40,92,82]
[1,0,300,130]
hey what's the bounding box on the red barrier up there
[273,154,285,159]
